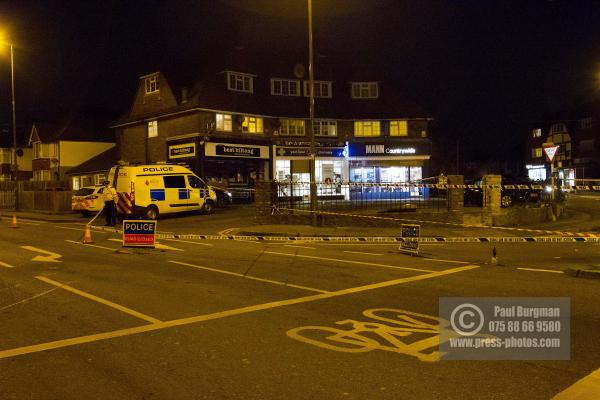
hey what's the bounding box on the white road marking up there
[343,250,384,256]
[168,260,328,293]
[20,246,62,263]
[422,257,469,265]
[264,251,434,273]
[12,220,41,226]
[551,366,600,399]
[161,238,213,247]
[284,244,317,250]
[108,238,184,251]
[0,265,479,360]
[517,267,564,274]
[0,261,16,268]
[36,276,161,323]
[65,240,117,251]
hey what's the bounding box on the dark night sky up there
[0,0,599,164]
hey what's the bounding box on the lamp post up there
[9,42,17,182]
[307,0,317,225]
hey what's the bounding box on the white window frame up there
[242,116,263,134]
[354,121,381,137]
[313,120,337,137]
[533,148,543,158]
[271,78,301,96]
[216,113,232,132]
[34,169,51,181]
[227,72,254,93]
[532,128,542,138]
[33,142,58,159]
[148,120,158,138]
[390,120,408,136]
[145,75,159,94]
[303,81,332,98]
[351,82,379,99]
[279,119,305,136]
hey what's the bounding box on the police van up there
[107,164,217,219]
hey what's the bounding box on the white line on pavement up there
[343,250,384,256]
[0,261,15,268]
[65,240,117,251]
[284,244,316,250]
[517,267,564,274]
[161,238,213,247]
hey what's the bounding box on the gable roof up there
[28,112,115,145]
[65,146,119,176]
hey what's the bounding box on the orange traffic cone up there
[11,214,18,228]
[83,224,93,244]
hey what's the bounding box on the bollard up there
[83,224,93,244]
[491,246,497,265]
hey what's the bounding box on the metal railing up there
[275,182,447,212]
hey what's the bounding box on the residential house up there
[526,100,600,184]
[0,130,33,181]
[28,113,116,183]
[66,146,120,190]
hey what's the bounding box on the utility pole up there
[307,0,317,225]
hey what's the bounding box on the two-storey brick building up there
[112,63,432,197]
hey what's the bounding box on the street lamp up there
[0,34,17,182]
[307,0,317,225]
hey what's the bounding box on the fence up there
[274,182,447,212]
[0,181,16,209]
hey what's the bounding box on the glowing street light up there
[0,32,17,182]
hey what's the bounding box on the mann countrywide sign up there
[204,142,270,159]
[348,142,430,157]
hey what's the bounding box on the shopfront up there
[347,141,431,199]
[167,138,271,198]
[526,164,547,182]
[274,143,348,199]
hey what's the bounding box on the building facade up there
[526,102,600,184]
[112,68,432,198]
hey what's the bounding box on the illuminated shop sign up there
[348,142,425,157]
[168,143,196,159]
[276,147,345,157]
[205,143,269,159]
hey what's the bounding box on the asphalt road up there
[0,215,599,399]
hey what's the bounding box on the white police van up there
[107,164,217,219]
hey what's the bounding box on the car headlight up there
[226,191,232,197]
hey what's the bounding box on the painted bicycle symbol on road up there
[287,308,449,362]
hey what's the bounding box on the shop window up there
[390,121,408,136]
[276,160,291,181]
[280,119,305,136]
[216,113,232,131]
[314,120,337,136]
[148,120,158,138]
[354,121,381,137]
[242,116,263,134]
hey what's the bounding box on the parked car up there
[211,186,233,208]
[71,186,105,215]
[464,176,542,207]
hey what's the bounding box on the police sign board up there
[399,224,420,255]
[123,220,156,247]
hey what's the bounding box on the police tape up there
[86,226,600,243]
[273,207,600,237]
[271,182,600,191]
[155,234,600,243]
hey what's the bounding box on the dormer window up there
[227,71,254,93]
[271,79,300,96]
[532,128,542,138]
[144,74,160,94]
[351,82,378,99]
[304,81,332,98]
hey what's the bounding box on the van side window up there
[187,175,205,189]
[163,175,186,188]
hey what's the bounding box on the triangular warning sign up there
[543,145,559,162]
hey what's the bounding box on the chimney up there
[181,87,188,104]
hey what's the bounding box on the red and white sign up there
[543,145,559,162]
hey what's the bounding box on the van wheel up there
[202,200,214,215]
[145,205,159,220]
